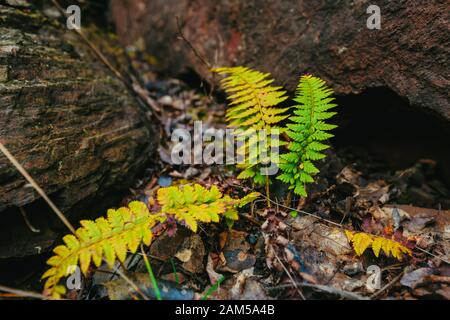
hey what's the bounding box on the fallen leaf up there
[175,249,192,263]
[400,268,434,289]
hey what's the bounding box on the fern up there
[277,75,337,196]
[213,67,289,185]
[157,184,259,232]
[42,184,259,299]
[345,230,412,261]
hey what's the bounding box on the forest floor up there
[64,46,450,301]
[2,29,449,301]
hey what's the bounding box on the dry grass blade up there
[0,284,51,300]
[140,245,162,300]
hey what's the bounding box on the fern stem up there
[265,167,271,207]
[285,190,292,207]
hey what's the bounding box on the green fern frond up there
[213,67,288,185]
[277,75,338,196]
[42,184,259,299]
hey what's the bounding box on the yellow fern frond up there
[213,66,289,131]
[213,67,288,130]
[345,230,412,261]
[42,201,165,299]
[42,184,259,298]
[157,184,260,232]
[213,66,289,185]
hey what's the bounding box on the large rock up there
[110,0,449,120]
[0,5,157,258]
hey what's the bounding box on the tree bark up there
[0,5,157,258]
[110,0,449,121]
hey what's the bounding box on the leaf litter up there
[71,45,449,301]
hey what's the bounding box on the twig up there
[271,244,306,300]
[415,246,450,265]
[370,270,405,299]
[268,282,368,300]
[176,16,216,98]
[176,16,211,70]
[0,142,75,234]
[0,284,51,300]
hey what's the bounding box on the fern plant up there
[213,67,289,186]
[345,230,412,261]
[42,184,259,299]
[277,75,337,196]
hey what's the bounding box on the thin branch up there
[0,142,75,234]
[270,244,306,300]
[415,246,450,265]
[176,16,216,98]
[176,16,211,70]
[268,282,368,300]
